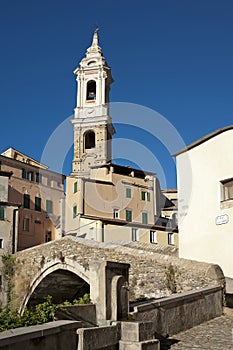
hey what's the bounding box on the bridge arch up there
[19,258,91,314]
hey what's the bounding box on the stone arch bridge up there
[9,237,224,322]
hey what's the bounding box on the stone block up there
[121,322,155,342]
[119,339,160,350]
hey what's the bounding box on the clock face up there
[85,108,95,117]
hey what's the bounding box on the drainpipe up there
[12,206,20,254]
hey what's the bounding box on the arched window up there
[84,131,95,149]
[86,80,96,100]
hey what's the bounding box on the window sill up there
[220,199,233,209]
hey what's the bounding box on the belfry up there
[71,29,115,177]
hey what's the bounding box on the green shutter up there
[22,169,27,179]
[23,194,30,209]
[141,191,146,200]
[36,173,42,183]
[126,188,131,198]
[142,212,148,224]
[0,206,5,220]
[147,192,150,201]
[126,209,132,222]
[74,182,78,193]
[73,205,77,218]
[35,197,41,211]
[46,200,53,215]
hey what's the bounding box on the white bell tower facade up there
[71,29,115,177]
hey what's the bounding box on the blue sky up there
[0,0,233,188]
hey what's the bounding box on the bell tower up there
[71,29,115,177]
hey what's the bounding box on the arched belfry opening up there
[27,269,90,308]
[84,130,95,149]
[86,80,96,100]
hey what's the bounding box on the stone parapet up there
[0,320,81,350]
[121,322,155,342]
[132,285,224,337]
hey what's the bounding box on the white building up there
[175,126,233,287]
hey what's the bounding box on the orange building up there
[0,148,65,251]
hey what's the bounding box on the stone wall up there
[55,304,97,327]
[0,284,224,350]
[0,320,81,350]
[0,321,159,350]
[11,237,225,310]
[77,324,120,350]
[132,285,224,337]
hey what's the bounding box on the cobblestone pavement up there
[160,314,233,350]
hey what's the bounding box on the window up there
[46,200,53,215]
[168,233,174,245]
[126,188,131,198]
[132,228,138,241]
[23,194,30,209]
[28,171,34,181]
[86,80,96,100]
[73,205,77,218]
[74,182,78,193]
[221,179,233,201]
[36,172,42,184]
[23,218,30,232]
[113,209,119,219]
[142,212,148,224]
[22,169,27,179]
[126,209,132,222]
[22,169,34,181]
[141,191,146,200]
[0,239,3,249]
[85,131,95,149]
[45,231,52,242]
[35,197,41,211]
[150,230,157,244]
[0,207,4,221]
[141,191,150,201]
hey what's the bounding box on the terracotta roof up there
[173,125,233,157]
[80,214,178,232]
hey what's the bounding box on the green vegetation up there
[2,254,16,304]
[62,293,91,305]
[0,293,91,332]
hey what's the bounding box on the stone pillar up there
[119,322,160,350]
[89,260,130,325]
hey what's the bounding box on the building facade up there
[65,30,178,247]
[0,148,65,251]
[175,126,233,280]
[0,170,20,255]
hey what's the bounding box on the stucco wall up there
[177,129,233,278]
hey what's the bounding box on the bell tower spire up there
[71,30,115,177]
[91,27,99,47]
